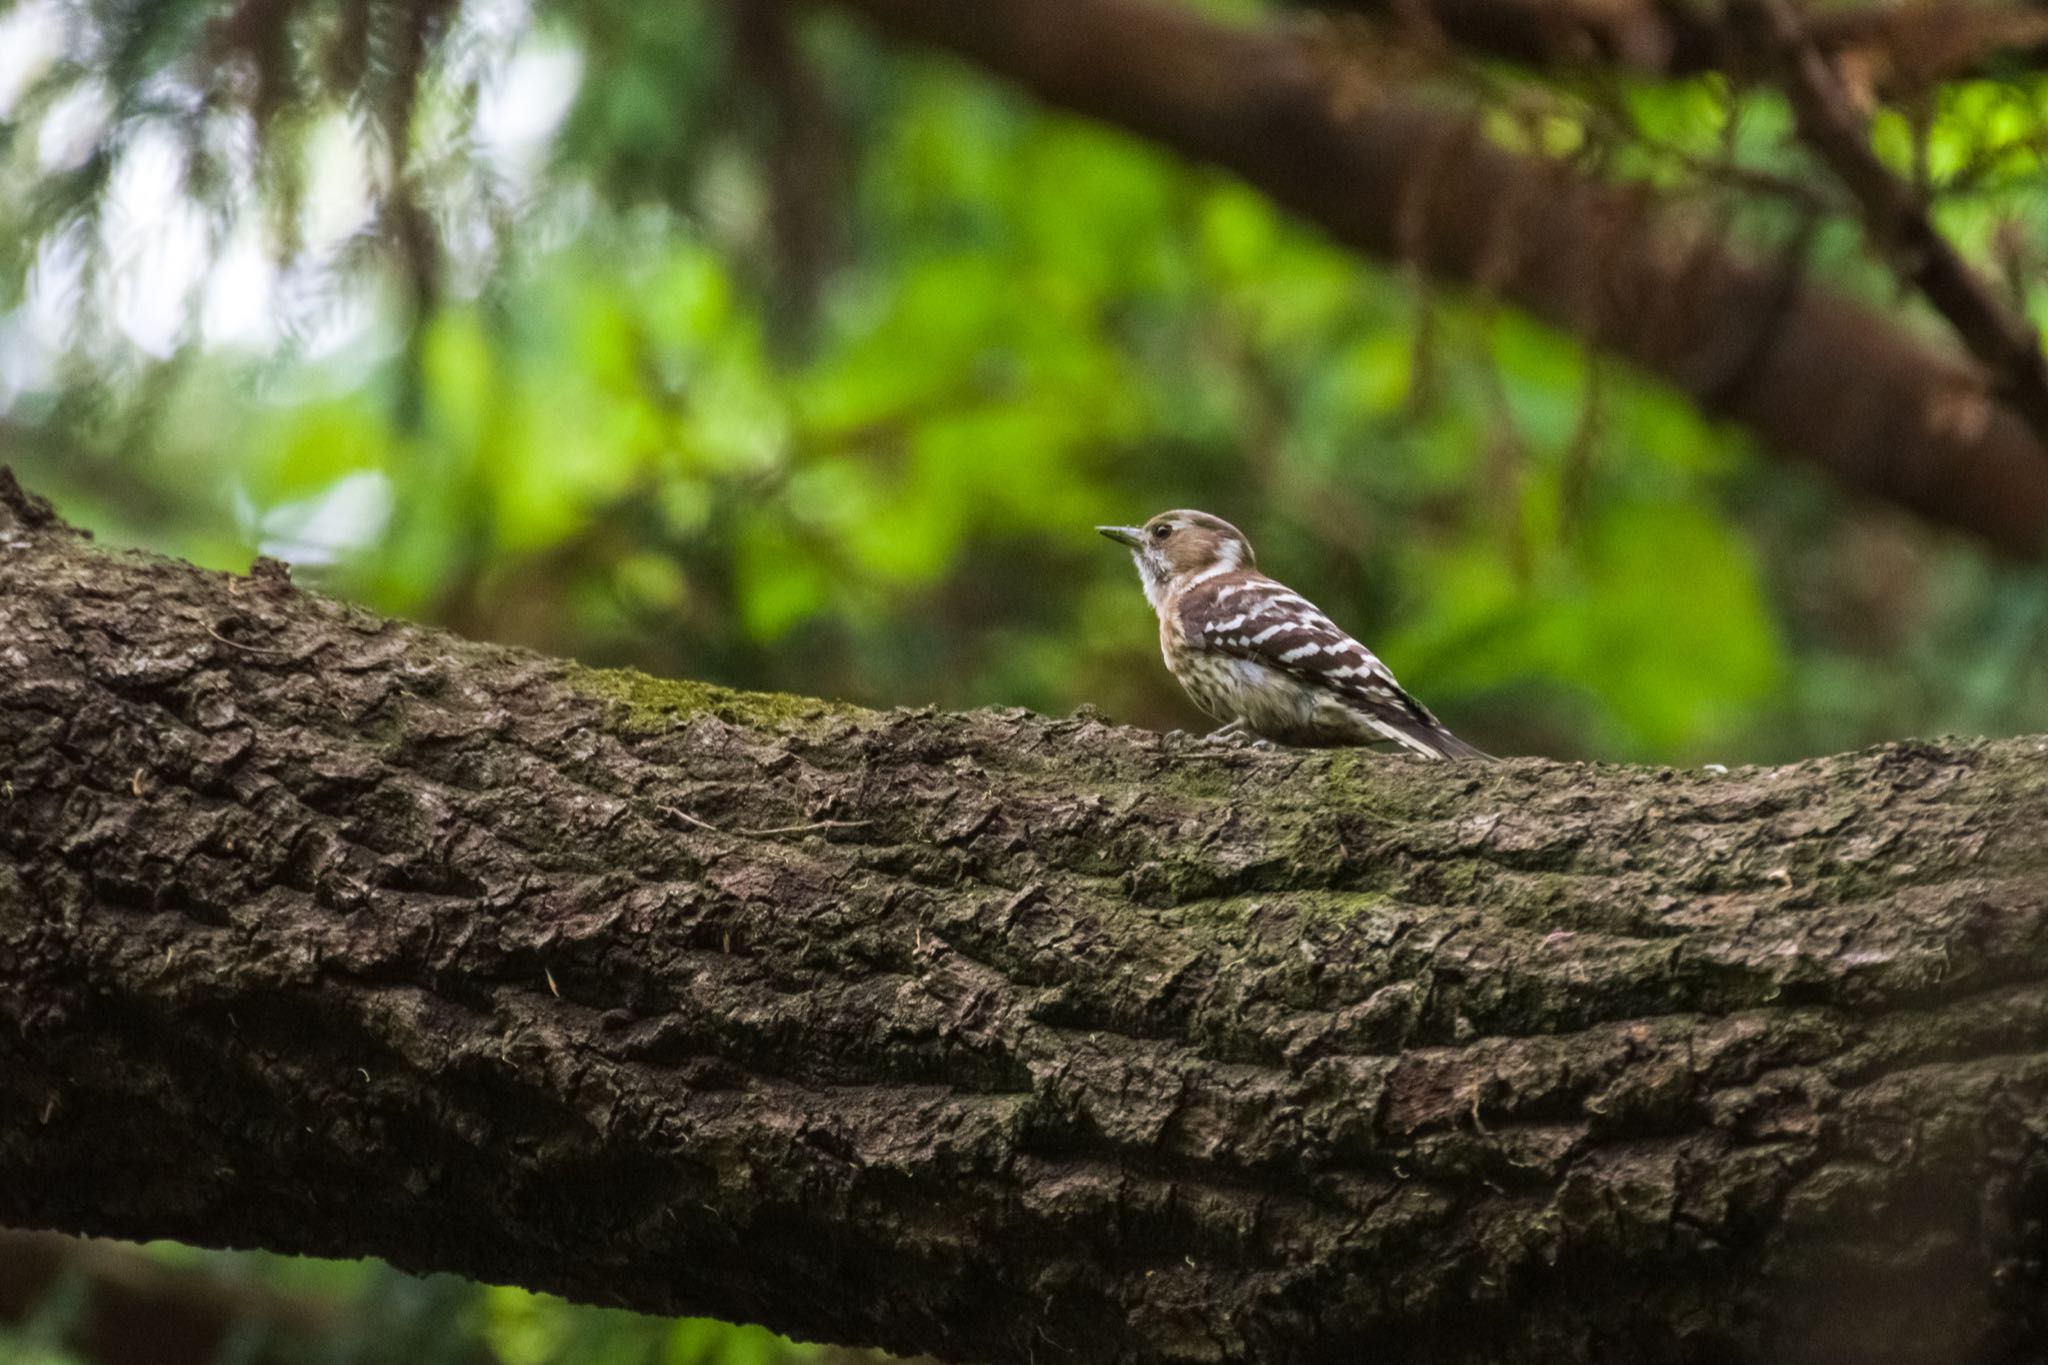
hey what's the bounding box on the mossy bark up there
[3,477,2048,1365]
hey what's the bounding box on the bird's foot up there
[1204,721,1272,749]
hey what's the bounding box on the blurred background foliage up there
[0,1230,901,1364]
[3,0,2048,1357]
[7,0,2048,769]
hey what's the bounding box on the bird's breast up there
[1165,639,1323,736]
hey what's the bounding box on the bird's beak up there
[1097,525,1145,550]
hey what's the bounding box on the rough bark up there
[817,0,2048,559]
[4,478,2048,1365]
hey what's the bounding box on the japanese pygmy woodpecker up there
[1100,510,1490,761]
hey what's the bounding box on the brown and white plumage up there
[1099,509,1489,760]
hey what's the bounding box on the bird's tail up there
[1426,727,1494,762]
[1388,719,1494,762]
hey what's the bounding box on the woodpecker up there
[1099,510,1490,760]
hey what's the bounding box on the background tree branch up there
[816,0,2048,558]
[5,473,2048,1365]
[1293,0,2048,88]
[1731,0,2048,447]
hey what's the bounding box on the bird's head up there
[1098,509,1255,611]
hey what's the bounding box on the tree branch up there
[1296,0,2048,88]
[5,480,2048,1365]
[815,0,2048,557]
[1731,0,2048,449]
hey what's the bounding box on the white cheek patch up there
[1137,555,1169,613]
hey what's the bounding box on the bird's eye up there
[1151,524,1172,540]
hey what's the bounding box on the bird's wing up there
[1182,574,1486,759]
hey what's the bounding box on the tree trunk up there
[3,473,2047,1365]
